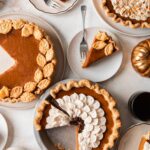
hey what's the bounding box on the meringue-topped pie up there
[101,0,150,28]
[82,31,119,68]
[0,19,57,103]
[34,80,121,150]
[139,132,150,150]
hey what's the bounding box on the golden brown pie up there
[82,31,119,68]
[139,132,150,150]
[34,79,121,150]
[0,19,57,103]
[131,39,150,77]
[101,0,150,28]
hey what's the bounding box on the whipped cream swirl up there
[46,93,107,150]
[111,0,150,21]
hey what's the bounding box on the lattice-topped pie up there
[0,19,57,103]
[82,31,119,68]
[139,132,150,150]
[101,0,150,28]
[34,80,121,150]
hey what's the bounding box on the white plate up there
[92,0,150,37]
[0,113,8,150]
[29,0,79,15]
[0,12,66,109]
[67,27,123,82]
[118,123,150,150]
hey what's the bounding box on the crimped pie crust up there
[101,0,150,28]
[0,19,57,103]
[34,79,121,150]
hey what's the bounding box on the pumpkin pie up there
[131,39,150,77]
[0,19,57,103]
[101,0,150,28]
[34,80,121,150]
[139,132,150,150]
[82,31,119,68]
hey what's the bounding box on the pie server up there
[46,95,70,117]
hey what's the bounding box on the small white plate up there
[0,113,8,150]
[92,0,150,37]
[118,123,150,150]
[29,0,79,15]
[67,27,123,82]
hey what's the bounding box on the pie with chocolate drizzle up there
[34,80,121,150]
[101,0,150,28]
[0,19,57,103]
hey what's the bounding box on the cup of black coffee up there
[128,92,150,121]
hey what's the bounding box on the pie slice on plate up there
[139,132,150,150]
[34,79,121,150]
[0,19,57,103]
[82,31,119,68]
[101,0,150,28]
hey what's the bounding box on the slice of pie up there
[139,132,150,150]
[0,19,57,103]
[34,79,121,150]
[82,31,119,68]
[101,0,150,28]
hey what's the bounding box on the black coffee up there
[129,92,150,121]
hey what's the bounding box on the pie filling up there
[105,0,150,24]
[45,93,107,150]
[0,29,39,88]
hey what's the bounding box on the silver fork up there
[80,5,88,60]
[44,0,61,9]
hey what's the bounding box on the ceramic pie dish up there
[101,0,150,28]
[0,19,57,103]
[131,39,150,77]
[34,79,121,150]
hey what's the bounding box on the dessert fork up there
[80,5,88,60]
[44,0,61,9]
[46,95,70,117]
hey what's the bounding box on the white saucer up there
[67,27,123,82]
[92,0,150,37]
[118,123,150,150]
[0,113,8,150]
[29,0,79,15]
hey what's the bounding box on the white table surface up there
[0,0,150,150]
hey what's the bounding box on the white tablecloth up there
[0,0,150,149]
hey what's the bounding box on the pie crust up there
[101,0,150,28]
[34,80,121,150]
[0,19,57,103]
[138,132,150,150]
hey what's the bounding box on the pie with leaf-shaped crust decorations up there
[82,31,119,68]
[0,19,57,103]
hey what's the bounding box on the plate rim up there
[0,11,66,109]
[117,122,150,150]
[0,113,8,150]
[29,0,79,15]
[92,0,150,37]
[67,26,123,82]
